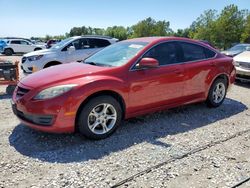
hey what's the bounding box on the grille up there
[22,57,27,64]
[238,62,250,70]
[13,107,53,126]
[16,86,30,98]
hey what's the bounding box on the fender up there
[71,75,129,114]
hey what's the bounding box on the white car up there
[4,39,45,56]
[21,36,118,73]
[233,50,250,82]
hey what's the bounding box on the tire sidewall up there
[78,95,122,140]
[5,49,13,56]
[207,78,227,107]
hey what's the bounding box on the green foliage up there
[241,14,250,43]
[105,26,128,40]
[131,17,173,38]
[68,26,105,36]
[190,5,249,49]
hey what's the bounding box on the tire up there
[6,85,16,95]
[34,48,42,51]
[4,48,13,56]
[77,95,122,140]
[206,78,227,107]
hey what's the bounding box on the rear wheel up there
[206,78,227,107]
[4,49,13,56]
[77,95,122,140]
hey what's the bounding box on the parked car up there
[21,35,118,73]
[3,39,46,56]
[221,43,250,57]
[12,37,236,139]
[233,50,250,82]
[0,39,7,54]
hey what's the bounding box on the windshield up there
[51,37,74,49]
[228,44,249,51]
[85,42,148,67]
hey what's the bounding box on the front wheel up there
[77,95,122,140]
[206,78,227,107]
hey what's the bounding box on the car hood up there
[24,49,56,56]
[20,63,110,88]
[221,50,241,56]
[234,51,250,63]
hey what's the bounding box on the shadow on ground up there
[0,92,12,100]
[234,80,250,89]
[9,98,247,163]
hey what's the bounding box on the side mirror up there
[138,58,159,69]
[68,46,75,52]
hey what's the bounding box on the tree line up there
[35,4,250,50]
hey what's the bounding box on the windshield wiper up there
[85,61,97,66]
[85,61,114,67]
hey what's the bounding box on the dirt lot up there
[0,55,250,188]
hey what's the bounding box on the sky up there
[0,0,249,38]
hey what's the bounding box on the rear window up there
[204,48,216,58]
[179,42,206,62]
[88,39,111,48]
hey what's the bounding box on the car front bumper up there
[236,67,250,81]
[11,83,77,133]
[21,57,43,73]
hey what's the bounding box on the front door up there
[128,41,185,114]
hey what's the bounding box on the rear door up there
[178,41,217,99]
[20,40,34,53]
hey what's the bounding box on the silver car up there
[233,50,250,82]
[222,44,250,57]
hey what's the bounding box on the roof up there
[125,36,204,44]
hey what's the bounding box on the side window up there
[20,40,29,45]
[179,42,206,62]
[204,48,216,58]
[63,39,87,51]
[11,40,21,44]
[89,39,111,48]
[71,39,82,50]
[143,42,179,66]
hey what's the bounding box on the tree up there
[241,14,250,43]
[174,28,191,38]
[189,10,218,46]
[215,5,247,49]
[105,26,128,40]
[130,17,173,38]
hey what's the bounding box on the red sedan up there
[12,37,236,139]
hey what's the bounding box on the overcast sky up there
[0,0,249,38]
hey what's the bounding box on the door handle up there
[209,62,216,67]
[173,69,183,74]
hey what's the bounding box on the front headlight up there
[27,55,43,61]
[34,84,77,100]
[233,60,239,67]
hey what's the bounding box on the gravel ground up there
[0,55,250,188]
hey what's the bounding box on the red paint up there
[12,37,235,133]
